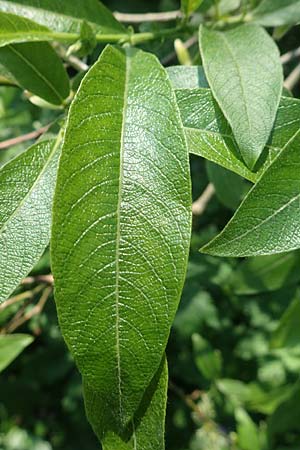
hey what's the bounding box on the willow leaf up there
[51,45,191,435]
[0,137,61,303]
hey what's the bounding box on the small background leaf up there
[0,334,33,372]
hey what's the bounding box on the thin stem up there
[22,274,54,285]
[284,62,300,90]
[0,124,51,150]
[281,47,300,64]
[2,286,52,334]
[192,183,215,216]
[0,285,45,312]
[113,10,183,23]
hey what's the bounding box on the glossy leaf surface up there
[52,45,191,435]
[199,24,283,168]
[0,41,70,104]
[0,0,125,34]
[201,129,300,256]
[0,11,58,46]
[0,138,60,303]
[0,334,33,372]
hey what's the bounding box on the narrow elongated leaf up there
[0,137,61,303]
[201,129,300,256]
[0,0,125,34]
[252,0,300,26]
[229,251,300,295]
[0,334,33,372]
[0,42,70,104]
[199,25,283,168]
[176,88,300,182]
[52,45,191,435]
[0,11,58,46]
[166,65,208,89]
[86,358,168,449]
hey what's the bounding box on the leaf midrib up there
[0,137,58,236]
[7,43,64,103]
[115,48,131,418]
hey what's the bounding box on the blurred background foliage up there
[1,0,300,449]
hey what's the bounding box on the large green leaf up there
[175,88,300,182]
[85,358,168,449]
[51,45,191,435]
[0,137,61,303]
[0,334,33,372]
[252,0,300,26]
[201,129,300,257]
[0,0,125,34]
[0,41,70,104]
[199,24,283,168]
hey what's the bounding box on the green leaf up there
[228,251,300,295]
[181,0,204,15]
[271,293,300,348]
[0,41,70,105]
[166,65,208,89]
[0,137,61,303]
[199,24,283,168]
[0,0,125,34]
[0,333,33,372]
[192,333,222,380]
[85,357,168,449]
[176,88,300,182]
[51,45,191,435]
[206,161,245,210]
[252,0,300,26]
[201,129,300,257]
[235,407,261,450]
[268,378,300,442]
[0,11,59,46]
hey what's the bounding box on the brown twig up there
[281,47,300,64]
[284,62,300,91]
[0,285,45,312]
[113,10,183,23]
[0,124,51,150]
[192,183,215,216]
[22,274,54,285]
[2,286,52,334]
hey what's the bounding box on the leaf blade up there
[199,24,283,168]
[201,129,300,257]
[0,334,33,372]
[0,0,125,34]
[51,45,191,434]
[252,0,300,27]
[0,137,61,303]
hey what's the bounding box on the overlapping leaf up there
[0,137,61,303]
[0,41,70,105]
[201,129,300,257]
[199,24,283,168]
[0,0,125,34]
[175,87,300,182]
[166,65,208,89]
[51,45,191,436]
